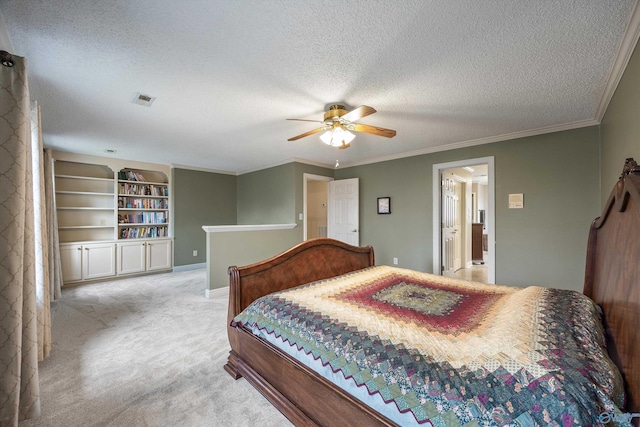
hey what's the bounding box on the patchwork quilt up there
[231,266,627,426]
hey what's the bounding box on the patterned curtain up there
[44,147,62,302]
[31,102,55,361]
[0,53,41,425]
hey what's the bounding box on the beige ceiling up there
[2,1,639,174]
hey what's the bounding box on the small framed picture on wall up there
[377,197,391,214]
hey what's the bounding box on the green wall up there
[335,126,600,291]
[237,163,295,225]
[172,168,237,266]
[174,162,332,267]
[601,38,640,207]
[237,162,333,239]
[175,128,603,292]
[207,228,302,290]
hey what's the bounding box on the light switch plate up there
[509,193,524,209]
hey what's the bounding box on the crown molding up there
[341,118,600,169]
[171,163,237,176]
[237,157,333,175]
[595,0,640,121]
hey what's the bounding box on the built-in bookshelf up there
[55,161,116,243]
[54,158,173,284]
[117,169,169,240]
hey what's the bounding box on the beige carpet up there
[19,269,292,427]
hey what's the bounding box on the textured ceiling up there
[1,1,638,173]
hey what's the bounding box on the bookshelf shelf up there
[118,179,167,186]
[118,223,168,227]
[59,225,115,230]
[57,191,114,196]
[58,207,114,211]
[55,174,113,182]
[118,194,168,199]
[119,208,169,211]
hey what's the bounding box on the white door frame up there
[433,157,495,283]
[303,173,334,240]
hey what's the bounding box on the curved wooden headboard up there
[227,238,374,316]
[584,158,640,413]
[225,238,375,377]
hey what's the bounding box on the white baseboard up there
[205,287,228,299]
[173,262,206,272]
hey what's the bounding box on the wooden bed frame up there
[224,158,640,426]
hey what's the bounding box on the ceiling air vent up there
[133,92,156,107]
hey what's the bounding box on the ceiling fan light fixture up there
[319,130,333,145]
[320,126,355,147]
[343,129,356,144]
[287,104,395,146]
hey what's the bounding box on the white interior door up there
[433,157,495,284]
[441,175,462,276]
[327,178,359,246]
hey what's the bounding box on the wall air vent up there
[133,92,156,107]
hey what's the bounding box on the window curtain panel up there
[44,147,62,302]
[31,102,56,361]
[0,54,41,426]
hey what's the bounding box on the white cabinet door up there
[60,243,83,283]
[117,241,146,275]
[146,239,172,271]
[83,242,116,280]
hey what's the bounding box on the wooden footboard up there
[224,238,384,426]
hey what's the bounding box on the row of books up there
[118,212,167,224]
[119,183,168,196]
[118,171,147,182]
[118,197,168,209]
[119,226,167,239]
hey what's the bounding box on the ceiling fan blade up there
[341,105,376,122]
[286,118,323,123]
[352,123,396,138]
[288,127,325,141]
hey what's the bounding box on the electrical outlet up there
[192,250,198,257]
[393,257,398,265]
[299,213,303,220]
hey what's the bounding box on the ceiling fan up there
[287,104,396,149]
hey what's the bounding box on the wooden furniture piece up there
[471,222,483,263]
[225,158,640,426]
[584,158,640,416]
